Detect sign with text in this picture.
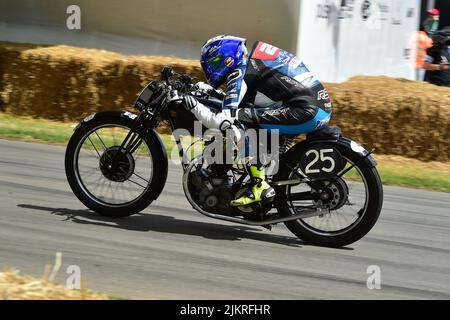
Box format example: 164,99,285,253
297,0,420,82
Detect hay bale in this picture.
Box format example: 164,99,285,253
0,41,203,121
325,76,450,161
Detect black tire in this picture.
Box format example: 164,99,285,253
65,114,167,218
277,144,383,247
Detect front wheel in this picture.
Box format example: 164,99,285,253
276,142,383,247
65,113,167,217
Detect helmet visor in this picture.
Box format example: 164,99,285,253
207,54,223,70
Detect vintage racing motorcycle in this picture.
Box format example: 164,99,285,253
65,67,383,247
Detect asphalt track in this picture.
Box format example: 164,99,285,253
0,139,449,299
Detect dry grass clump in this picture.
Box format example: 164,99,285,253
1,41,449,161
0,268,109,300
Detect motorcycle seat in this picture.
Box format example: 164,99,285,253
307,126,342,141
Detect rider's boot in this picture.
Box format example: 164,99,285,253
230,165,275,207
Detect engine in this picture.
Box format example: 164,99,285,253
187,165,237,215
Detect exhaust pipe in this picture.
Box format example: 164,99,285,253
189,207,322,226
182,157,324,227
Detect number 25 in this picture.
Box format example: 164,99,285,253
305,149,335,174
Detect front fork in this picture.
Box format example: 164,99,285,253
110,113,156,170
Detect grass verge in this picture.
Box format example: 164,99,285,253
0,112,449,192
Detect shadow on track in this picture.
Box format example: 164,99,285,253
18,204,312,248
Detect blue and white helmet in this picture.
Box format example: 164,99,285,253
200,35,247,88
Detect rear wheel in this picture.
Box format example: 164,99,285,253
277,144,383,247
65,115,167,217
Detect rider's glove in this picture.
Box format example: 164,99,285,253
166,90,198,111
195,81,214,95
195,82,225,100
183,95,198,111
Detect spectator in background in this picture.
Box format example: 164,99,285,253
422,8,440,36
413,26,433,81
424,28,450,87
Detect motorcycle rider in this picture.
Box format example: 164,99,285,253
166,35,332,207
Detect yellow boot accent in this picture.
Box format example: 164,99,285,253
230,166,275,207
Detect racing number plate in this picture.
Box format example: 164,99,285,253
298,145,344,179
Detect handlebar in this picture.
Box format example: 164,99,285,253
158,67,225,101
137,67,226,123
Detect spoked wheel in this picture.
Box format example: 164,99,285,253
277,145,383,247
65,114,167,217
